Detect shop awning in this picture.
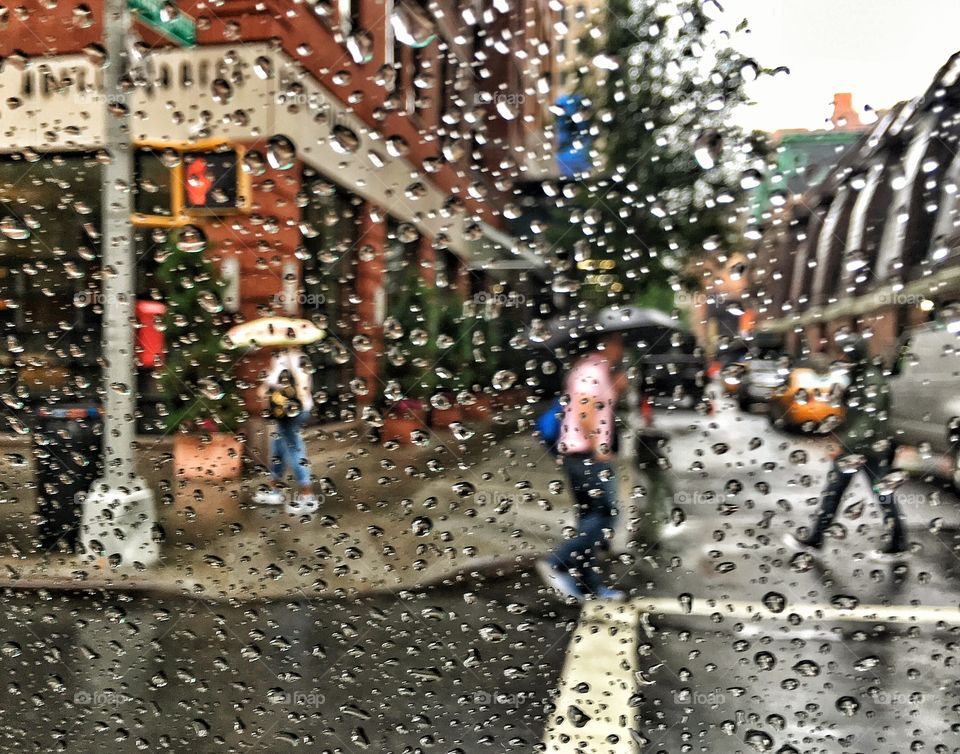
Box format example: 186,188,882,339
466,222,546,271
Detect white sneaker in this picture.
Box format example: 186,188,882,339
782,533,820,554
286,495,320,515
253,488,285,506
868,549,906,564
534,559,584,603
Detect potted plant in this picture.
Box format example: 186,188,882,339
430,287,468,428
380,268,438,443
156,232,247,480
456,298,497,422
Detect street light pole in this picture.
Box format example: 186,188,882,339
79,0,159,567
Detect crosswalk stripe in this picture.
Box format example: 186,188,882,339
543,595,960,750
633,597,960,625
542,602,643,754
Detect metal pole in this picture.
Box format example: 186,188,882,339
101,0,135,485
80,0,159,567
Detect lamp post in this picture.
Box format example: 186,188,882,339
79,0,159,567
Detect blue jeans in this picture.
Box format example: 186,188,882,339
807,453,906,552
548,455,618,592
270,414,311,487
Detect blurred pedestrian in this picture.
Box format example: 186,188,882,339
784,333,906,562
536,332,630,602
633,393,673,547
253,347,319,514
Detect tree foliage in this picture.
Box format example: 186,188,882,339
551,0,759,307
156,235,246,433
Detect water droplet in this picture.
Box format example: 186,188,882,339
266,135,296,170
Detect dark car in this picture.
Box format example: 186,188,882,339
635,334,707,407
735,351,791,411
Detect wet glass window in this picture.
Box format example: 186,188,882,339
3,2,960,753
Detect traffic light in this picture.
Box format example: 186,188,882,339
183,150,241,211
132,139,250,227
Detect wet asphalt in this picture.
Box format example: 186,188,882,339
1,399,959,753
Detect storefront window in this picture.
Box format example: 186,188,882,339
0,154,102,406
301,167,359,421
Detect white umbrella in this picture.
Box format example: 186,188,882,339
224,317,325,349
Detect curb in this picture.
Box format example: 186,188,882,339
0,552,545,603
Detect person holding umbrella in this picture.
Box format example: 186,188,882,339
536,330,630,602
226,317,323,515
532,307,684,602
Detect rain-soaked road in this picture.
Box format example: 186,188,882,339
3,399,960,753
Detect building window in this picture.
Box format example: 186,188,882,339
385,216,419,313
338,0,360,36
301,167,359,421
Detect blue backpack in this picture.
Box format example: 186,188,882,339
535,398,564,452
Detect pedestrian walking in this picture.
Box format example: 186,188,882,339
536,332,630,602
633,394,673,547
784,333,907,561
253,347,319,515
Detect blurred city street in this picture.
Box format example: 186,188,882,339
0,0,958,750
2,397,960,751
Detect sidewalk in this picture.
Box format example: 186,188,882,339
0,411,590,601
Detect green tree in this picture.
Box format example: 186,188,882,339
552,0,759,307
382,267,440,403
156,233,246,433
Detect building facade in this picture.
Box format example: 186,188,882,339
0,0,561,422
747,54,960,360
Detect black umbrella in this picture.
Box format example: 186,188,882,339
529,306,686,354
588,306,686,355
527,312,593,352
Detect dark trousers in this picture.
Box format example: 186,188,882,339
549,455,618,592
808,453,906,552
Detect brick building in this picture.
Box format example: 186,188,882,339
0,0,560,420
747,53,960,360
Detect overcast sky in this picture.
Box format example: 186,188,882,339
712,0,960,132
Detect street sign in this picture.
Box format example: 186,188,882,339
128,0,196,47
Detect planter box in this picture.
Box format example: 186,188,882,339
430,403,463,428
462,393,494,421
382,401,426,445
492,386,530,410
173,432,244,481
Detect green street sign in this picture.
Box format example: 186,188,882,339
129,0,196,47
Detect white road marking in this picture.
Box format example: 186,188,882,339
543,596,960,749
542,601,644,754
633,597,960,625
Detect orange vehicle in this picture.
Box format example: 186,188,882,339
769,358,848,432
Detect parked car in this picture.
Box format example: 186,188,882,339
636,334,707,407
888,321,960,486
736,355,791,411
717,333,787,401
769,356,848,431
